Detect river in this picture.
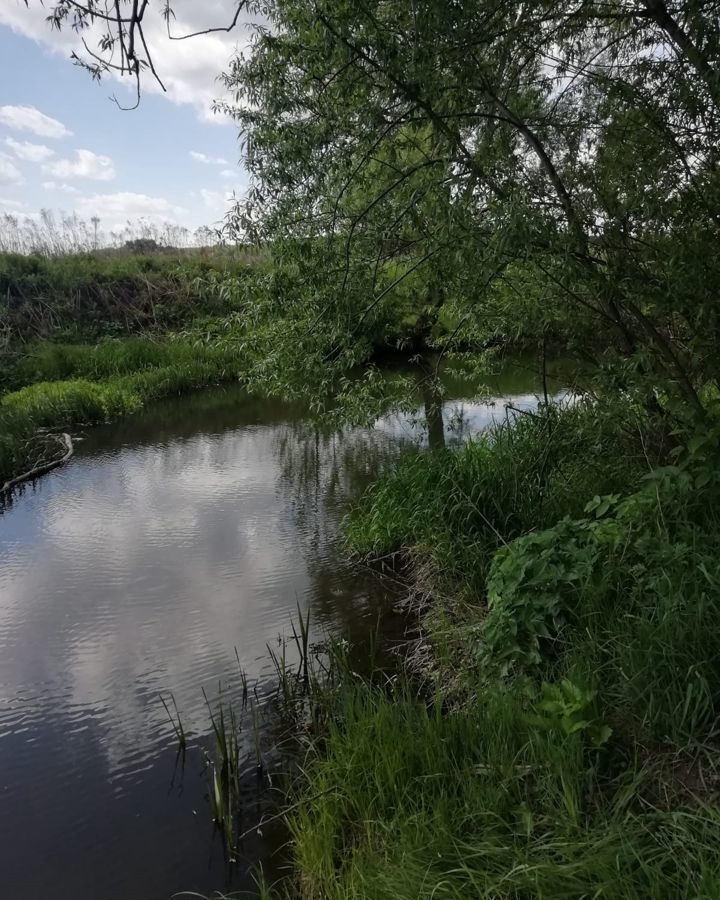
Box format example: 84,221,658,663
0,358,568,899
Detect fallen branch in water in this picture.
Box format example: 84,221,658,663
2,432,74,494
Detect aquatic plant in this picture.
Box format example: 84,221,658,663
160,692,186,750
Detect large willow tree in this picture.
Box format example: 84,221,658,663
216,0,720,415
42,1,720,415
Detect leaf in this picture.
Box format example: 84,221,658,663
588,724,613,747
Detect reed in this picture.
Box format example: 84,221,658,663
201,686,244,853
290,601,311,687
234,648,250,710
159,692,186,750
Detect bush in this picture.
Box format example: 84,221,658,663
347,401,645,594
483,438,720,743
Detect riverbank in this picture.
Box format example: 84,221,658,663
0,338,248,488
0,248,535,490
0,248,265,488
0,248,259,343
269,401,720,899
0,248,403,487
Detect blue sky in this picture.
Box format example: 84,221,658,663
0,2,252,233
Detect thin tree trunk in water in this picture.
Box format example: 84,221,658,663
418,365,445,450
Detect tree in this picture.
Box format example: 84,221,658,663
32,1,251,107
218,1,720,416
39,1,720,419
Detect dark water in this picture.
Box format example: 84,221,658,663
0,359,567,899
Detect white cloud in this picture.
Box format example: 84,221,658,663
190,151,229,165
0,104,71,138
74,191,188,225
0,3,257,122
198,187,243,225
42,181,79,194
5,137,55,162
45,149,116,181
199,188,234,219
0,154,23,185
220,168,237,179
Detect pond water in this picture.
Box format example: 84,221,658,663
0,359,568,899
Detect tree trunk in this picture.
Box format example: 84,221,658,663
417,361,446,450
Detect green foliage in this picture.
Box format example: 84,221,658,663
530,680,612,749
281,407,720,898
347,402,643,592
219,0,720,417
350,400,720,744
281,677,720,900
482,517,602,673
339,404,717,782
7,337,236,389
480,434,720,744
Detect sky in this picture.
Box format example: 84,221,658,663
0,1,255,233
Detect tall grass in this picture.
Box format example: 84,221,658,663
283,678,720,900
7,338,236,388
0,249,261,340
0,339,244,483
0,210,215,257
346,401,646,594
271,404,720,899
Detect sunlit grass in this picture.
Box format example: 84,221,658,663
0,339,244,483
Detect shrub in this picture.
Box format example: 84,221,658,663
347,401,645,594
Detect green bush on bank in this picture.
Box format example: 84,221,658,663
481,430,720,744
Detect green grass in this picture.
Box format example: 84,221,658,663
7,337,235,387
284,679,720,900
346,402,645,595
0,339,244,483
274,404,720,899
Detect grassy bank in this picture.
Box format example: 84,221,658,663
0,247,260,487
272,403,720,899
0,338,245,485
0,249,260,343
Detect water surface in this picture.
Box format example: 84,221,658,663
0,359,566,898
